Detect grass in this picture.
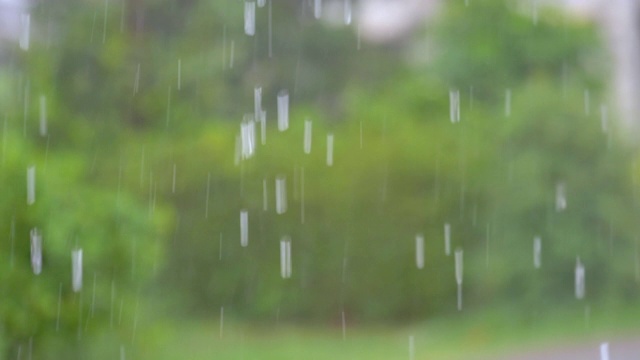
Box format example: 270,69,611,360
85,301,640,360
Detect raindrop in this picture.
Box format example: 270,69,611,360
505,89,511,117
533,236,541,269
344,0,352,25
244,1,256,36
600,104,608,133
230,40,235,68
240,210,249,247
177,59,182,90
415,233,424,269
263,178,268,211
575,257,585,300
257,0,265,7
303,119,312,154
455,247,463,311
120,345,126,360
172,163,177,193
56,283,62,331
275,175,287,214
268,0,273,57
277,90,289,131
341,310,346,340
326,133,334,166
72,249,83,292
555,182,567,211
280,236,292,279
241,115,256,159
584,89,590,115
409,335,415,360
260,110,267,145
600,342,609,360
30,228,42,275
27,165,36,205
254,87,262,121
220,306,224,338
449,89,460,123
444,223,451,256
39,96,47,136
314,0,322,19
19,14,30,51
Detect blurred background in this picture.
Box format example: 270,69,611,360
1,0,640,358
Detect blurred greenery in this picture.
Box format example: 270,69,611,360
1,0,639,357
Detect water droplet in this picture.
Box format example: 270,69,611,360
575,257,585,300
72,249,83,292
555,182,567,211
533,236,541,269
39,96,47,136
241,114,256,159
444,223,451,256
600,342,609,360
30,228,42,275
344,0,352,25
505,88,511,117
277,90,289,131
19,14,30,51
326,133,334,166
244,1,256,36
304,119,312,154
415,234,424,269
240,210,249,247
449,89,460,123
254,87,262,121
280,236,292,278
409,335,415,360
455,247,463,310
314,0,322,19
27,165,36,205
257,0,266,7
275,175,287,214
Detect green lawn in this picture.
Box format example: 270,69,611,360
87,302,640,360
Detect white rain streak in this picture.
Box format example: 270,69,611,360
575,257,585,300
505,89,511,117
600,342,609,360
275,175,287,214
555,182,567,211
600,104,608,133
455,248,464,311
220,307,224,338
72,249,83,292
277,90,289,131
240,210,249,247
344,0,352,25
584,89,590,116
314,0,322,19
300,167,305,223
268,0,273,57
263,178,268,211
444,223,451,256
257,0,266,7
20,14,30,50
172,163,177,193
30,228,42,275
230,40,235,68
234,134,241,166
254,87,262,121
39,96,47,136
177,59,182,91
415,234,424,269
533,236,541,269
102,0,109,43
304,119,312,154
449,89,460,123
241,115,256,159
133,63,140,94
280,236,292,279
244,1,256,36
260,110,267,145
326,133,334,166
409,335,415,360
27,165,36,205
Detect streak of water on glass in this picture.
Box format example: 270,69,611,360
72,249,83,292
276,175,287,214
415,234,424,269
455,248,463,310
244,1,256,36
27,165,36,205
240,210,249,247
30,228,42,275
277,90,289,131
